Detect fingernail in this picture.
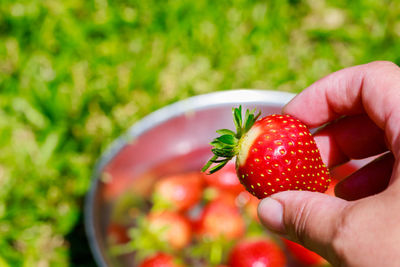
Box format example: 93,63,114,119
258,197,285,234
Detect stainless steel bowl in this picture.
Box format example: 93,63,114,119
85,89,296,266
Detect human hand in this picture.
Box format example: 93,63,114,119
257,61,400,267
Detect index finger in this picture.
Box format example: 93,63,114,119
283,61,400,157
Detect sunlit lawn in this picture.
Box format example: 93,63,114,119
1,0,400,265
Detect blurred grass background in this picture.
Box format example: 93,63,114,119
1,0,400,265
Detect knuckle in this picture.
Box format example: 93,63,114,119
331,204,353,264
288,199,314,244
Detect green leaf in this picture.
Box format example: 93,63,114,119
0,256,10,267
210,240,223,265
216,134,237,145
203,106,260,176
243,108,261,133
210,158,228,163
210,140,227,149
186,235,233,265
244,113,255,133
235,106,243,126
244,109,250,127
151,192,176,212
216,129,236,136
110,215,172,262
211,148,235,158
233,106,243,136
209,160,229,174
202,155,218,172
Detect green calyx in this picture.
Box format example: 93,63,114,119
201,106,261,174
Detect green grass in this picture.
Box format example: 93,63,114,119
1,0,400,265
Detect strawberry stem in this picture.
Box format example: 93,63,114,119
110,215,171,262
202,106,261,174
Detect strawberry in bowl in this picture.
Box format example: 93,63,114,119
138,253,184,267
193,198,245,241
202,106,331,199
152,172,204,212
282,238,328,267
202,162,243,196
146,211,192,250
228,238,286,267
88,90,301,267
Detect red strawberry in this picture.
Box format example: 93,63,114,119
138,253,185,267
194,198,245,240
202,106,331,199
325,178,339,197
330,162,358,181
282,238,327,266
202,161,243,195
204,187,238,207
236,191,260,221
228,238,286,267
325,162,359,196
102,171,134,201
153,172,204,211
106,223,130,245
147,211,192,249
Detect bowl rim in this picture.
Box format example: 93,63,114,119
84,89,296,266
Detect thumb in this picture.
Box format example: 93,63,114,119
258,191,348,261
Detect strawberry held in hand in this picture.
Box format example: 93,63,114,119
202,106,331,199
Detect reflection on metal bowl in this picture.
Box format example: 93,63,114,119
84,89,296,266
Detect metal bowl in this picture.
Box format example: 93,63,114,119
84,89,296,266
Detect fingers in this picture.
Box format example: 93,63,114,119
283,61,400,157
271,61,400,266
313,115,387,167
258,191,348,264
335,152,394,201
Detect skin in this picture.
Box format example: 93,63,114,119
257,61,400,267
